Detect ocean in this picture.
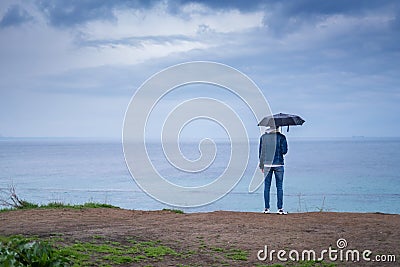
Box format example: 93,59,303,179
1,138,399,214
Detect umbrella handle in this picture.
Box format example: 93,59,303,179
287,125,289,132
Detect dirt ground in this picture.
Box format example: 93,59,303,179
0,208,399,266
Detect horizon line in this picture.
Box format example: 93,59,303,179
1,136,400,140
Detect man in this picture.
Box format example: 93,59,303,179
259,126,288,215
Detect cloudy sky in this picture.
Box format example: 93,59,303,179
0,0,399,138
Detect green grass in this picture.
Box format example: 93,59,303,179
0,201,119,212
0,235,183,266
56,237,182,266
0,234,256,266
39,201,118,209
0,200,39,212
162,208,185,214
202,244,248,262
224,248,248,261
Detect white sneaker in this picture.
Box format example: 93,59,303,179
277,209,288,215
263,208,270,214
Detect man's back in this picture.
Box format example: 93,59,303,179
259,132,288,166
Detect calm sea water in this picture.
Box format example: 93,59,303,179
1,138,399,214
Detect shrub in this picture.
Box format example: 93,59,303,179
0,236,70,266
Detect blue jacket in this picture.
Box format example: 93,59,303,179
259,132,288,166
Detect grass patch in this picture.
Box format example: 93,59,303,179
0,235,182,266
56,236,181,266
0,201,119,212
0,201,39,212
101,254,133,264
144,245,179,258
41,202,119,209
162,208,184,214
203,244,249,261
224,248,248,261
0,186,118,211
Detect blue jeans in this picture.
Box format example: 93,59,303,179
264,166,284,209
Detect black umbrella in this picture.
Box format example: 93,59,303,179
258,113,305,131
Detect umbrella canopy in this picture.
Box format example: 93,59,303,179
258,113,305,128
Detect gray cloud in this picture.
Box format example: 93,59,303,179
0,4,33,28
36,0,161,27
35,0,266,28
274,0,394,16
262,0,400,35
165,0,266,14
34,0,400,29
